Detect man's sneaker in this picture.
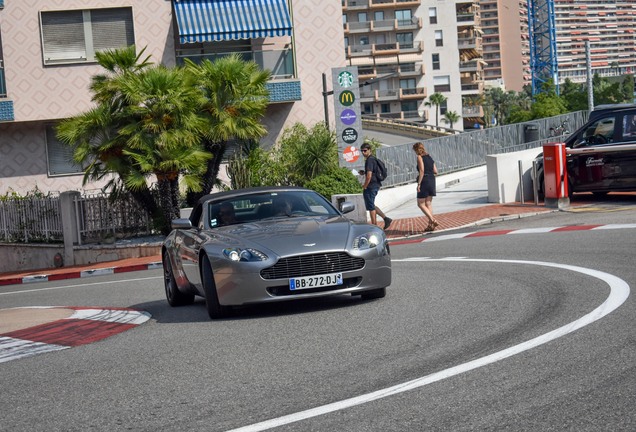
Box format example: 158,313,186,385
383,217,393,231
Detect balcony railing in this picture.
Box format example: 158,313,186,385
0,60,6,97
176,48,294,80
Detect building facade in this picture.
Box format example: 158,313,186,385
553,0,636,84
343,0,485,131
0,0,345,195
480,0,530,92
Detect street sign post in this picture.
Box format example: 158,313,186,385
332,66,364,172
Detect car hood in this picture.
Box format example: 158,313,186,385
214,216,356,255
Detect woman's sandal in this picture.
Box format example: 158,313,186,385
425,220,439,232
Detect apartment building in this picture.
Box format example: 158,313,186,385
480,0,530,92
553,0,636,84
0,0,345,195
342,0,485,130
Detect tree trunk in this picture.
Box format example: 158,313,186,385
186,140,228,206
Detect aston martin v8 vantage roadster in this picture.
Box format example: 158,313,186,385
162,187,391,319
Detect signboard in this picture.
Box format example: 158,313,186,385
332,67,363,171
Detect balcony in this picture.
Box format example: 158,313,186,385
176,48,301,103
460,81,484,95
400,87,427,100
459,60,483,72
344,21,372,33
359,87,426,102
342,0,370,10
368,0,421,8
462,105,484,118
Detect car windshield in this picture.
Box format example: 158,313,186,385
208,190,340,228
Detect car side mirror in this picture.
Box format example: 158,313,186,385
340,201,355,214
171,218,193,229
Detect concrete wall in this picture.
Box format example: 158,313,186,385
0,242,161,274
486,148,541,203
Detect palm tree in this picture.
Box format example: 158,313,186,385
57,46,212,232
184,54,271,206
425,92,448,127
442,110,461,130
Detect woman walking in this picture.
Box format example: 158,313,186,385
412,142,439,231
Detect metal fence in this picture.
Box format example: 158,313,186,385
0,192,153,244
375,111,588,188
0,196,63,242
73,192,154,245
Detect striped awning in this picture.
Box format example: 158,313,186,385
173,0,292,43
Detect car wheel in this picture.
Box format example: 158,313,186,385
360,287,386,300
163,251,194,306
201,257,231,319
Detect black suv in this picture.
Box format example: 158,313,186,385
534,104,636,198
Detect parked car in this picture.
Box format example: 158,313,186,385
162,187,391,319
534,104,636,198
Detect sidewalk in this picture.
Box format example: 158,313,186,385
0,201,553,286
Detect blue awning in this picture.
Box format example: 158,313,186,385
173,0,293,43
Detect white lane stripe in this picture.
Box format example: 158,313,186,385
0,337,69,363
0,276,163,296
423,233,470,242
508,227,560,234
69,308,151,325
591,223,636,230
226,258,630,432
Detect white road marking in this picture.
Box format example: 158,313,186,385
226,258,630,432
0,276,162,296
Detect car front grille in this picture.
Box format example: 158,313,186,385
260,252,365,280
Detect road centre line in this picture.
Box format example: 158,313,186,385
226,258,630,432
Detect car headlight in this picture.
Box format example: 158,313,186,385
223,248,268,262
353,232,382,250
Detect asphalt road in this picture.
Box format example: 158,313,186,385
1,206,635,431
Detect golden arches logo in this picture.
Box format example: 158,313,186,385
339,91,355,106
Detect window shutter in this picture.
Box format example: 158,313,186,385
41,11,86,63
90,8,135,53
46,126,83,175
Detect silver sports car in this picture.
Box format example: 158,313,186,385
162,186,391,319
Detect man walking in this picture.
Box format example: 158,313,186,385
360,143,393,230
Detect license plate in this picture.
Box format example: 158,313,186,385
289,273,343,290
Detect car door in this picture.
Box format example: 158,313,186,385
178,207,204,291
612,112,636,191
567,114,618,192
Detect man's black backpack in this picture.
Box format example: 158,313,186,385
374,156,387,182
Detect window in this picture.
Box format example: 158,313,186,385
358,12,367,22
440,100,448,115
395,10,412,26
374,11,384,21
46,125,83,175
401,101,418,112
359,36,369,45
381,103,390,113
399,78,416,89
429,7,438,24
342,14,347,24
40,7,134,65
396,32,413,49
362,103,373,115
432,53,440,70
433,75,451,93
435,30,444,47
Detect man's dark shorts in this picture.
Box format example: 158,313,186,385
363,187,379,211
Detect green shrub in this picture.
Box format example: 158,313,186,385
304,167,362,201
